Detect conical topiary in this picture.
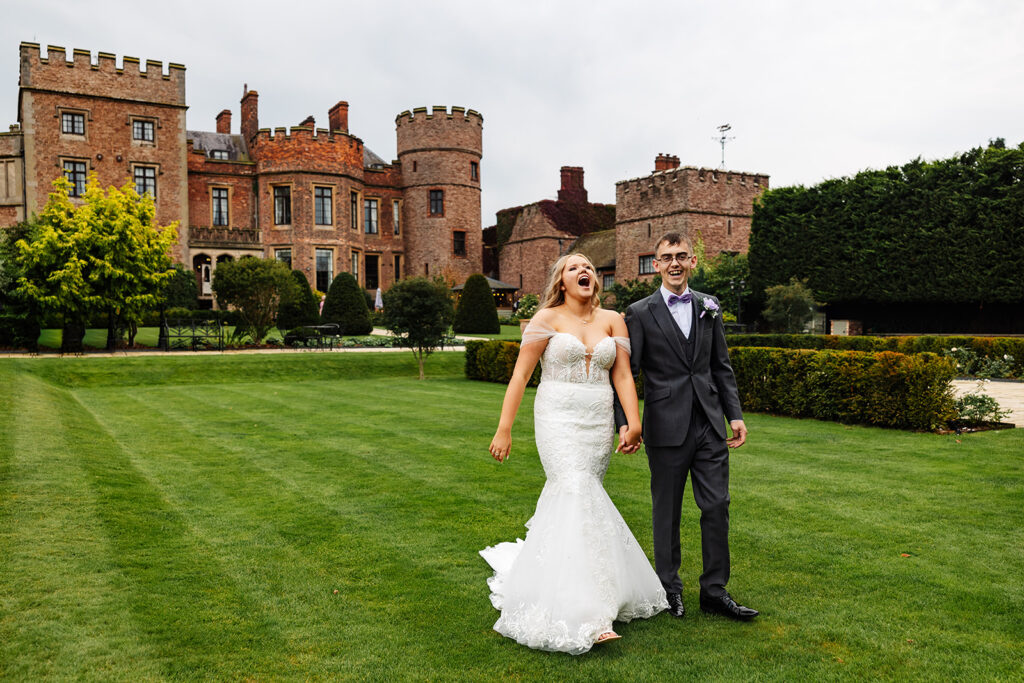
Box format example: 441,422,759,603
321,272,373,335
277,269,321,331
453,273,500,334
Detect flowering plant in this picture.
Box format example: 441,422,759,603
700,297,720,319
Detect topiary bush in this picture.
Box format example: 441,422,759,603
277,270,321,331
453,274,500,334
321,272,373,335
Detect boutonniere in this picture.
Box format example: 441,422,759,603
699,297,720,319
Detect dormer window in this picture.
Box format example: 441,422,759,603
209,150,229,160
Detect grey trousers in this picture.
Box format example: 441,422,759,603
645,406,731,597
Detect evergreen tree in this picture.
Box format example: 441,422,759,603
321,272,373,335
383,278,455,379
277,269,320,331
453,273,499,334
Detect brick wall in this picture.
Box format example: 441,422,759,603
615,165,768,281
498,204,571,295
0,130,24,224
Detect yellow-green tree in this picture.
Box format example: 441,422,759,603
15,175,178,352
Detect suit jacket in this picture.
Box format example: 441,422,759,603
614,289,743,446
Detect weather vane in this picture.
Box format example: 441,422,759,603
714,124,734,170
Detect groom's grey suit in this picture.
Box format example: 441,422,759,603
614,288,743,597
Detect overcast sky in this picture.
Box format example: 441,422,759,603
4,0,1023,224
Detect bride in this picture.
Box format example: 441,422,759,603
481,253,668,654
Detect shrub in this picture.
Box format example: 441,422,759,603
954,380,1012,425
725,334,1024,378
321,272,373,335
463,339,541,387
729,347,956,430
277,270,320,331
0,312,40,351
513,294,540,321
453,274,500,334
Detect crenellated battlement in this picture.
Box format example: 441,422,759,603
395,105,483,125
252,125,363,147
616,165,769,192
395,105,483,157
19,42,185,105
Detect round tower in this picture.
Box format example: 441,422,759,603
395,106,483,282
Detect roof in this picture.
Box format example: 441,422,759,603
452,275,518,291
187,131,249,161
571,229,616,270
363,146,387,168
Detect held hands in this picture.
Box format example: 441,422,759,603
489,429,511,462
727,419,748,448
616,424,643,454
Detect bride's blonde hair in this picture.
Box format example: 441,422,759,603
538,253,602,311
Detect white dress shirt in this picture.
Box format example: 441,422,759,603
660,285,692,339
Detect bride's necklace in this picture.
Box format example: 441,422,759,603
566,306,594,326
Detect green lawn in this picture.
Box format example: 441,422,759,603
1,353,1022,680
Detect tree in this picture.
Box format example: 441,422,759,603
762,278,817,333
163,264,198,310
13,176,178,351
382,278,455,379
212,256,296,343
0,220,40,350
603,276,661,313
276,269,321,331
321,272,372,335
702,252,752,321
453,273,499,333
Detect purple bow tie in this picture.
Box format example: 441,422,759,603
667,292,692,306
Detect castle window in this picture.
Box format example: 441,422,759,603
350,250,360,283
452,230,466,257
470,162,479,181
603,274,614,289
365,254,379,290
727,219,732,235
0,159,18,201
132,120,155,142
211,187,229,226
209,150,229,160
639,254,655,275
315,186,333,226
429,189,444,216
134,165,157,199
274,186,291,225
364,198,379,234
350,191,359,230
393,254,402,281
275,248,292,269
62,160,87,197
315,248,333,292
393,200,401,235
61,112,85,136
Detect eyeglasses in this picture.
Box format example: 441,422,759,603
655,252,691,264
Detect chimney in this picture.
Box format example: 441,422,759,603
298,115,315,128
215,109,232,134
240,89,259,143
557,166,588,204
328,101,349,132
655,153,681,172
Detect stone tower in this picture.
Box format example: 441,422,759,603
395,106,483,282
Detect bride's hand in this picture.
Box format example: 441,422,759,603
490,430,511,462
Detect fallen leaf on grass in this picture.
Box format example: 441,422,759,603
900,553,911,557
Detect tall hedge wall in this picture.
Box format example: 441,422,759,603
465,340,957,431
749,141,1024,312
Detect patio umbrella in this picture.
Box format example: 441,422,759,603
375,287,383,311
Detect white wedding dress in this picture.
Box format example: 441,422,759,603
480,323,668,655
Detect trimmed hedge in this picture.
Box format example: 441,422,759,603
465,340,957,431
730,347,956,431
454,274,500,334
726,334,1024,377
321,272,373,335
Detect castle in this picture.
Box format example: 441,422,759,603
0,43,483,305
486,157,769,296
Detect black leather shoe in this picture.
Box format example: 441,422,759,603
665,592,685,618
699,592,759,621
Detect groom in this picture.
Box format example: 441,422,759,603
614,232,758,621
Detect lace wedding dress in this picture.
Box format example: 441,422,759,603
480,323,668,655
